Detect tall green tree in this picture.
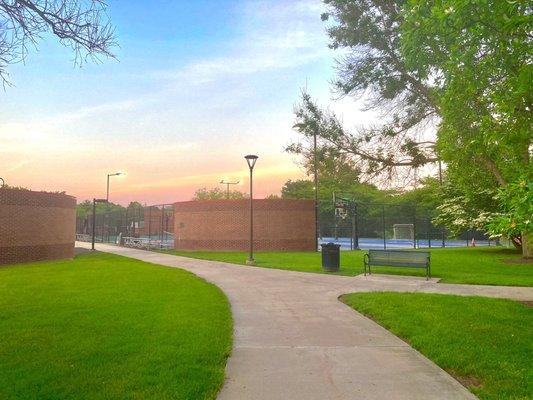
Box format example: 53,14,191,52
76,200,125,218
292,0,531,256
281,180,314,200
401,0,532,256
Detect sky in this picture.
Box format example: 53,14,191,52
0,0,370,205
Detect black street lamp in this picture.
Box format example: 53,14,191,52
220,179,240,199
313,129,319,251
0,177,4,188
92,198,108,250
106,172,123,201
244,154,258,265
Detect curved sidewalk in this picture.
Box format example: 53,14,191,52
77,242,532,400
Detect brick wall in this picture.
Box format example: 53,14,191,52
0,188,76,265
173,199,315,251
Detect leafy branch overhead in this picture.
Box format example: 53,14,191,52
289,0,443,188
0,0,117,87
290,91,437,188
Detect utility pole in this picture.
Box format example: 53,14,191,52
220,179,239,199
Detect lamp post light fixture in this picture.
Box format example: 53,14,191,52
106,172,123,201
220,179,240,199
91,198,108,250
244,154,258,265
0,177,4,188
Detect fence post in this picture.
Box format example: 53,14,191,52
148,206,152,244
350,204,355,250
160,206,164,249
91,199,96,250
133,208,136,236
382,205,386,250
124,207,128,238
427,215,431,248
139,206,142,237
412,205,417,249
101,213,105,244
354,203,360,250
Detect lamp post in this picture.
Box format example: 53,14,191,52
106,172,123,202
244,154,258,265
0,177,4,187
92,198,108,250
313,129,319,251
220,179,240,199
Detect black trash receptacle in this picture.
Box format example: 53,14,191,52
321,243,341,272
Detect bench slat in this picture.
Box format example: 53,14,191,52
364,249,431,279
367,261,427,268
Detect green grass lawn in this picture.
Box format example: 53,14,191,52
0,252,232,400
165,247,532,286
341,292,533,400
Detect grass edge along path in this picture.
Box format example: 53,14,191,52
0,252,232,400
164,247,532,287
341,292,533,400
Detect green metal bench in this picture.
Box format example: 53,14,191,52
363,249,431,280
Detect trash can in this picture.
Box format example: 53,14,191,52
321,243,341,272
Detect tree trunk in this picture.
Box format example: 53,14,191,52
522,231,533,259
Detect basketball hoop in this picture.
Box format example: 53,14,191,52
335,207,348,219
335,203,348,220
334,196,351,220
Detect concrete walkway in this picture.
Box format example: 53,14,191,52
77,242,533,400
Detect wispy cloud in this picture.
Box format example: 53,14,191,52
152,51,324,84
54,99,143,124
0,98,146,153
151,0,328,85
5,159,32,172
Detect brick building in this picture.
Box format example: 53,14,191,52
0,188,76,265
173,199,315,251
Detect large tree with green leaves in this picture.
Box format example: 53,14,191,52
401,0,532,256
402,0,531,186
292,0,531,256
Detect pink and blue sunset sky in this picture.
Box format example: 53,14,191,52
0,0,371,205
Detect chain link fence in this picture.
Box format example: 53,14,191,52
318,199,494,250
76,204,174,249
77,199,495,252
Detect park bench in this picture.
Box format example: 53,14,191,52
363,249,431,280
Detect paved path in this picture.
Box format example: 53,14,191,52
77,242,533,400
